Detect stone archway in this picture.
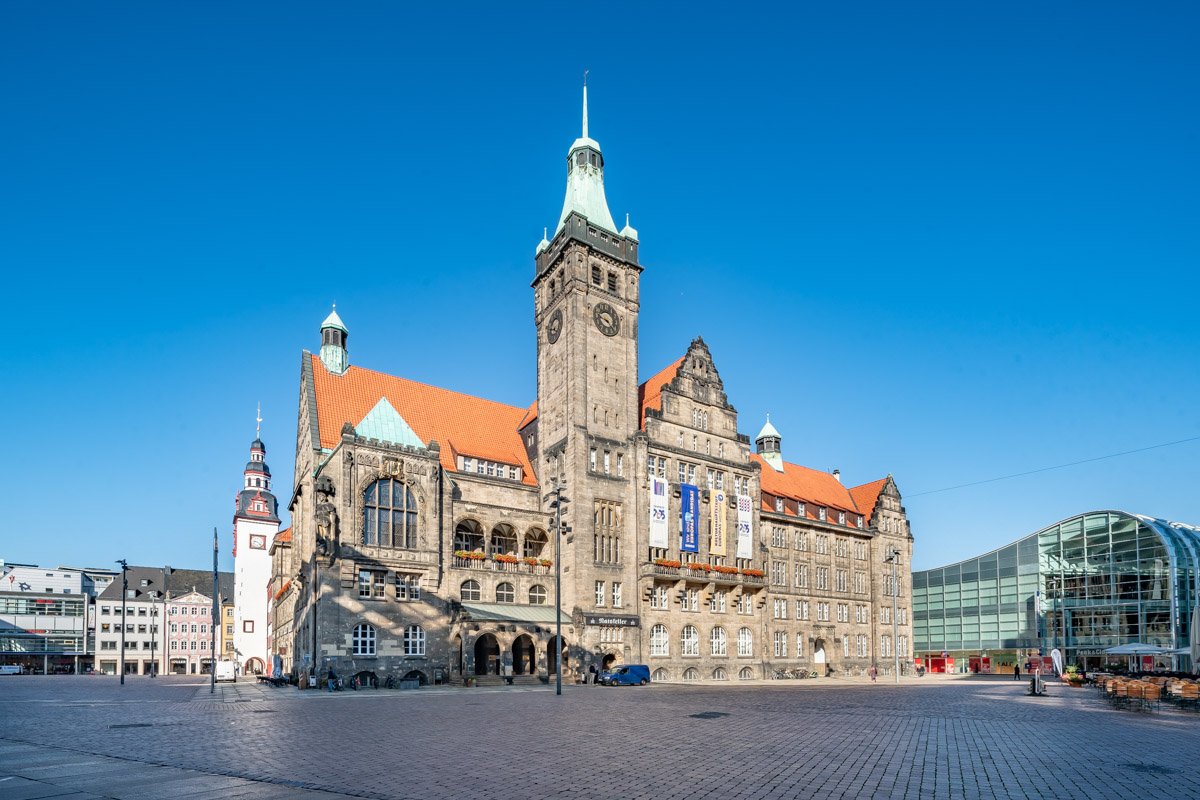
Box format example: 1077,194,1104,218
475,633,501,676
453,634,463,675
546,635,568,675
244,657,265,675
813,639,827,667
512,634,536,675
602,652,619,670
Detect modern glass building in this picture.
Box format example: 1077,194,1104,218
913,511,1199,673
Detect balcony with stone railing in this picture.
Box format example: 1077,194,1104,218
452,553,551,575
645,560,766,586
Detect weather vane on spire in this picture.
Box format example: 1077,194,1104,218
582,70,590,139
256,402,262,439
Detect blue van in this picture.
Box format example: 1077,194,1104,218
599,664,650,686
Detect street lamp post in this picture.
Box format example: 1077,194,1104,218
116,559,128,685
547,481,570,696
885,548,900,683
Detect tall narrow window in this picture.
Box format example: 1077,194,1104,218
363,478,418,549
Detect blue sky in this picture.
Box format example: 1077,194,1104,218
2,1,1197,573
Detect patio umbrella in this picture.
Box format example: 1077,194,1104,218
1102,643,1170,655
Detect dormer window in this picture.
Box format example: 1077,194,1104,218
775,497,783,513
818,507,827,522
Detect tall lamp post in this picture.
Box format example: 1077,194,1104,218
547,481,570,696
116,559,128,685
885,547,900,683
211,527,218,694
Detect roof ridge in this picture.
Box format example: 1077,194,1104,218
314,355,531,415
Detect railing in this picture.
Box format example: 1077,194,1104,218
452,557,551,575
648,562,766,586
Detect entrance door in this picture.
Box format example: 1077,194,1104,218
474,634,500,676
512,635,535,675
602,653,618,670
546,635,567,675
813,639,827,665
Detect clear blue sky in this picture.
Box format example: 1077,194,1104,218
3,2,1197,573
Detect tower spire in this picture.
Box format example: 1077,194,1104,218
582,70,589,139
256,402,262,439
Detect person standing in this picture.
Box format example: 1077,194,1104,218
869,665,877,683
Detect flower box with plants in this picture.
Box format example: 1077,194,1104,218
686,563,713,572
493,554,520,564
538,558,552,567
653,559,682,569
454,550,487,560
740,568,765,577
713,565,740,575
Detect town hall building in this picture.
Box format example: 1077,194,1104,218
269,86,915,686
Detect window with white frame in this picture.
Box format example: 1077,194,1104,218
650,584,669,609
771,561,786,585
404,625,425,656
771,527,786,548
595,581,605,606
460,580,480,601
612,582,622,607
590,449,597,471
650,624,669,656
529,585,548,605
796,564,809,588
396,573,421,601
737,594,753,615
816,567,829,590
837,603,849,622
818,507,827,522
855,572,867,594
709,590,726,613
707,469,715,489
816,535,828,554
617,454,623,476
737,627,753,656
773,630,787,657
775,496,784,513
358,569,384,599
899,635,909,657
681,625,700,656
798,599,809,620
836,569,848,592
687,464,696,484
683,588,699,611
352,623,376,656
843,637,850,657
710,626,727,655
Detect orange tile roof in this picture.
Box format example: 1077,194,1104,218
518,401,537,431
753,453,867,527
273,526,292,544
638,358,685,429
309,354,537,486
848,478,887,524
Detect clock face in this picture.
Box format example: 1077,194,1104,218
249,535,266,550
593,302,619,337
546,309,563,344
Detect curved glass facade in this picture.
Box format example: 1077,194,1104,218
913,511,1199,672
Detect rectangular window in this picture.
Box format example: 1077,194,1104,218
226,624,233,635
678,462,687,483
838,511,846,525
706,469,715,489
607,272,617,291
797,636,805,658
243,620,254,633
612,582,622,608
396,573,421,601
818,507,827,521
687,464,696,484
595,581,605,607
709,590,726,613
616,454,623,477
358,569,384,599
656,457,666,478
737,594,753,615
771,561,786,586
775,497,783,512
590,449,597,471
715,472,724,490
603,451,610,474
684,588,698,611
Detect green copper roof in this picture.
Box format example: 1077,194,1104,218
756,415,781,441
555,84,617,236
321,307,348,333
460,602,572,625
355,397,424,449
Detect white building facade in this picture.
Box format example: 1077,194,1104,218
232,435,279,674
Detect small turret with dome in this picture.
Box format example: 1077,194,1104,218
755,414,784,472
319,304,349,375
235,406,280,523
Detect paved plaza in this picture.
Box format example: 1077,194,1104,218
1,674,1197,800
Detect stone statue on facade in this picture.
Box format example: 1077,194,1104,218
314,475,339,561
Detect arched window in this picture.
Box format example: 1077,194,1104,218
681,625,699,656
712,667,727,680
404,625,425,656
652,668,669,682
454,520,484,553
710,627,727,656
650,624,669,656
363,478,417,549
352,623,376,656
739,666,754,680
524,528,548,558
529,585,547,605
490,524,517,556
738,627,753,657
683,667,699,681
460,580,480,602
496,583,515,603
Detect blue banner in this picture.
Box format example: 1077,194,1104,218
680,484,699,552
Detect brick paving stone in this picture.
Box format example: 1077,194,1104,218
3,675,1200,799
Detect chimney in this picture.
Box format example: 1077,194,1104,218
832,469,840,483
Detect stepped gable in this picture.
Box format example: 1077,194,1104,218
849,478,888,525
309,354,537,486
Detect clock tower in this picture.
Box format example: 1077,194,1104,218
532,81,643,652
232,415,280,675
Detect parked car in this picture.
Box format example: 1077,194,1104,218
215,661,237,683
599,664,650,686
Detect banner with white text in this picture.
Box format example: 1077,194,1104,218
649,477,669,549
711,490,727,556
736,494,753,559
680,484,699,553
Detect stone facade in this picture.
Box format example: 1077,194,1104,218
271,93,914,686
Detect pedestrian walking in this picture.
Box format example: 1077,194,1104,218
589,663,599,685
869,666,877,683
1013,664,1020,681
